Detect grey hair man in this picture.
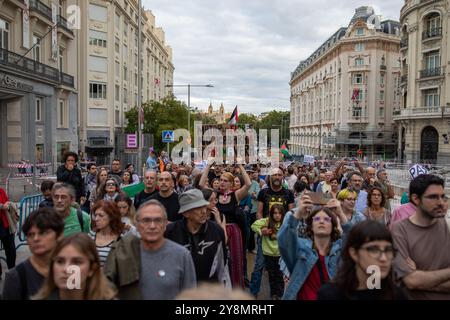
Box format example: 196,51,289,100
52,182,90,237
347,171,368,216
104,200,196,300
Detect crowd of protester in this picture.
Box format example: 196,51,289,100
0,149,449,300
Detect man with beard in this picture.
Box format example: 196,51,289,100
208,165,222,186
348,171,368,216
256,168,295,220
249,167,295,298
392,174,450,300
148,171,181,222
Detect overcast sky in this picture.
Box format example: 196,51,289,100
142,0,403,115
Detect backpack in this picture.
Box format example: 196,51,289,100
76,207,84,231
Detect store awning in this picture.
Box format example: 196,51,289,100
85,146,114,153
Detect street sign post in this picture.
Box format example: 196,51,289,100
162,130,174,143
126,134,138,148
162,130,174,157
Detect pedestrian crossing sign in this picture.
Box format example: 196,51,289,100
162,130,174,143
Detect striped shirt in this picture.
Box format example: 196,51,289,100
88,231,120,267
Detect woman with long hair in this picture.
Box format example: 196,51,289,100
89,201,124,267
124,163,139,184
201,188,227,243
89,168,108,210
251,204,286,300
120,171,134,188
177,175,190,194
114,194,138,235
318,220,406,300
278,194,350,300
298,174,313,191
363,187,391,227
33,233,116,300
96,177,124,202
199,163,251,289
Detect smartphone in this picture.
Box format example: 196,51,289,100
305,191,332,205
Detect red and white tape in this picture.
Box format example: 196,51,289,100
12,173,49,178
8,162,52,168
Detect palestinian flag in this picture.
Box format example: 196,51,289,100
121,182,145,198
228,106,238,125
281,143,290,158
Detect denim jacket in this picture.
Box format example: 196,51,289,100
278,212,351,300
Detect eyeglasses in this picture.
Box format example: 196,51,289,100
137,217,165,226
312,216,332,223
423,194,449,202
359,245,396,259
106,182,117,187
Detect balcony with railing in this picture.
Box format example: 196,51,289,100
400,74,408,84
400,38,408,49
323,130,396,145
57,15,75,37
422,27,442,40
393,106,450,120
420,67,443,79
0,48,74,88
30,0,52,22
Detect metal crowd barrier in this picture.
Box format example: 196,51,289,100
16,194,44,249
1,195,43,262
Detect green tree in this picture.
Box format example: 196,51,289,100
258,110,290,144
193,110,217,126
238,113,258,129
124,96,191,151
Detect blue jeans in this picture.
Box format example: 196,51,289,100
249,236,264,296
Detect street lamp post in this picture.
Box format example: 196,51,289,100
319,116,322,159
137,0,143,177
165,84,214,130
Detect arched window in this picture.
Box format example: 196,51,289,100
423,12,441,38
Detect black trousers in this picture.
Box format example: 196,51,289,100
264,255,284,298
247,212,256,251
0,232,16,276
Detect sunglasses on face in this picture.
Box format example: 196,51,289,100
312,216,332,223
